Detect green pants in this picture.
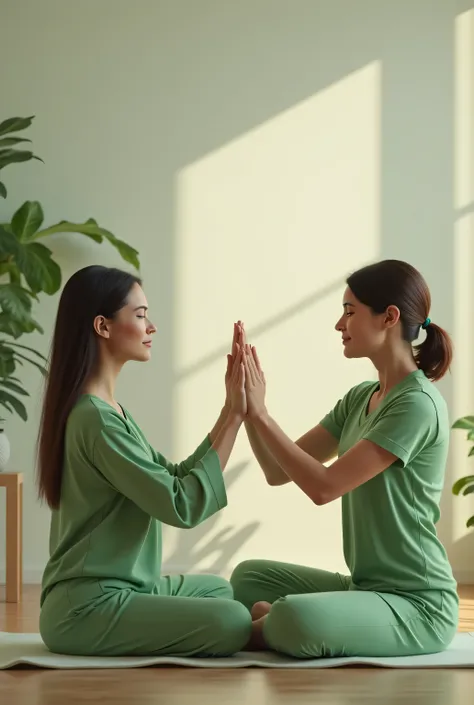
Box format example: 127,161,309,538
40,574,252,657
230,559,458,659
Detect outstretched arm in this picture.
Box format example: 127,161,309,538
244,419,290,485
243,345,397,504
236,322,338,485
245,419,338,486
234,322,289,485
93,349,247,528
148,324,243,478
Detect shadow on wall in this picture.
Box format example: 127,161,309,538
2,0,471,576
164,461,260,576
176,275,349,382
457,202,474,218
164,275,351,576
164,0,462,568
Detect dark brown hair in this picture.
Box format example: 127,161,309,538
36,265,142,509
347,259,453,382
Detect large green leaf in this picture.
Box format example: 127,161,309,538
452,475,474,495
0,400,12,416
0,342,47,377
0,223,61,294
0,312,43,338
0,282,33,318
452,416,474,430
467,515,474,529
11,201,44,241
0,149,43,170
0,346,15,377
0,116,34,137
7,341,48,362
0,284,31,320
0,181,6,198
0,284,41,336
11,349,47,376
0,225,22,259
14,241,62,294
37,218,102,242
104,233,140,270
0,137,31,148
0,378,29,396
0,390,27,421
36,218,140,269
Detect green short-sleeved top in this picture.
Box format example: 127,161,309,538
40,395,226,605
320,369,456,595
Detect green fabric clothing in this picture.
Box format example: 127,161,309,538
230,560,458,658
319,369,457,596
40,574,252,657
231,370,458,659
40,394,227,605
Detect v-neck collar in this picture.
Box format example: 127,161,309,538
362,369,425,421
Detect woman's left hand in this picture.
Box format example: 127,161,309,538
243,344,267,420
225,322,244,409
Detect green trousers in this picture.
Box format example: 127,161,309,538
230,559,459,659
40,574,252,657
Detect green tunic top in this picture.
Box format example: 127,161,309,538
40,394,226,605
320,370,457,596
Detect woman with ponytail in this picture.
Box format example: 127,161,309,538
230,260,458,660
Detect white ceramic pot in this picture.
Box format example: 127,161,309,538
0,428,11,472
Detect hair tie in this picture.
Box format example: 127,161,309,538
422,317,431,329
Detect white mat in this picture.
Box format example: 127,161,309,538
1,632,474,669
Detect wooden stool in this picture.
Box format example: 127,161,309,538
0,473,23,603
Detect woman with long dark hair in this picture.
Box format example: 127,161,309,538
231,259,458,659
37,265,251,657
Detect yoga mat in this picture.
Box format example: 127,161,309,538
1,632,474,669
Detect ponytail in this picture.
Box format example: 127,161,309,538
414,322,453,382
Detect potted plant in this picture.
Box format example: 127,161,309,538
452,415,474,528
0,115,140,453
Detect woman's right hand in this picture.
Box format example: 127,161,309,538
228,345,247,420
225,322,246,407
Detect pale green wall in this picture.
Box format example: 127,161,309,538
1,0,473,584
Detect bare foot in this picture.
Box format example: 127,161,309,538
245,615,268,651
251,601,272,621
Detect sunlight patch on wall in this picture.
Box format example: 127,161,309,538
452,9,474,542
175,60,381,372
455,10,474,212
167,61,382,572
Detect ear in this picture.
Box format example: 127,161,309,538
93,315,111,339
384,305,401,329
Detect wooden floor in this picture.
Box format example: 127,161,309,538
0,585,473,704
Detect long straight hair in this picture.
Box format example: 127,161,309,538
36,265,141,509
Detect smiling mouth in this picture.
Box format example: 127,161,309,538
342,338,351,344
143,341,152,347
